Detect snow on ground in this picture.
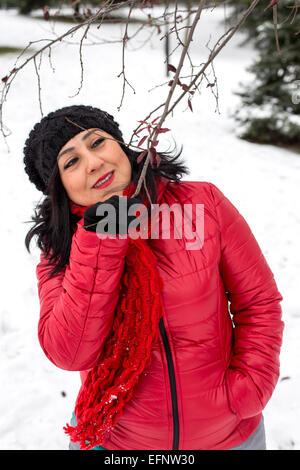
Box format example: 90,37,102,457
0,5,299,450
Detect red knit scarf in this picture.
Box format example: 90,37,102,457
63,182,164,450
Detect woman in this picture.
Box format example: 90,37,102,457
23,104,283,450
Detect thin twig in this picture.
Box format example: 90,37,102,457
117,0,137,111
68,21,92,98
33,56,43,117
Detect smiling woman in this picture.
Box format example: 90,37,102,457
22,104,283,451
57,128,132,207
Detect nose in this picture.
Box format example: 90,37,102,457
85,151,104,174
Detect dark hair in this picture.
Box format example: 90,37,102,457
24,143,190,279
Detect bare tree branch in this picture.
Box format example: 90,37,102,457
131,0,207,200
0,0,135,137
130,0,265,202
0,0,290,203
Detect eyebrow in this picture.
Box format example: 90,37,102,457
57,129,102,161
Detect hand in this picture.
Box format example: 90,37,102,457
83,195,145,235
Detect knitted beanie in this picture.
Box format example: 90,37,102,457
23,105,125,194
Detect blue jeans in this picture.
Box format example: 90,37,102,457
68,416,266,450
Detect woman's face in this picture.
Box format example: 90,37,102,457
57,128,132,206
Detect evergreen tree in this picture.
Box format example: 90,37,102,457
227,1,300,147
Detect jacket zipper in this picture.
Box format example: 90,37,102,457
159,317,179,450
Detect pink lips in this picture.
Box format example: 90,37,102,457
92,171,115,190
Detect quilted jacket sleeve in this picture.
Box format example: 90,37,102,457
209,183,284,420
36,218,129,371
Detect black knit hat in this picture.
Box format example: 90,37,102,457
23,105,125,194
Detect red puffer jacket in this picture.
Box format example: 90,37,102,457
36,177,284,450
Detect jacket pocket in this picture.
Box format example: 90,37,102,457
224,374,237,417
225,368,263,420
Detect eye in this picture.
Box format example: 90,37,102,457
91,137,105,148
64,157,78,170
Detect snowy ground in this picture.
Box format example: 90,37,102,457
0,5,299,450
